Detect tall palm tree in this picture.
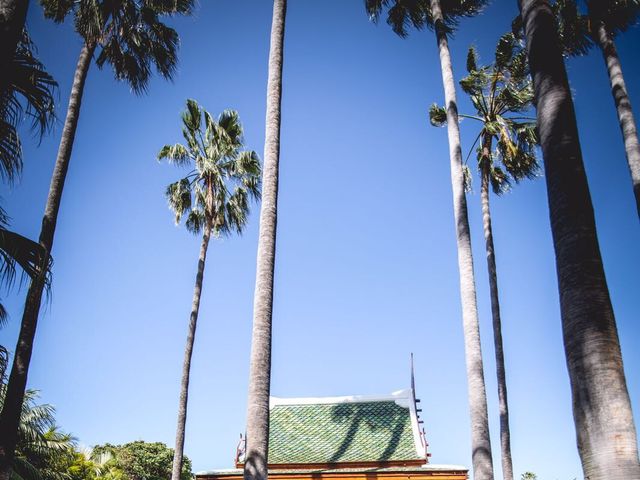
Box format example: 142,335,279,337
365,2,493,478
244,2,286,480
552,0,640,218
0,1,193,477
430,33,539,480
159,100,261,480
517,0,640,478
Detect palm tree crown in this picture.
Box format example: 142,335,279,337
430,33,539,191
365,0,488,37
40,0,194,93
552,0,640,56
159,99,261,236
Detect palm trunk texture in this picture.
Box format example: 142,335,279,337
244,2,286,480
171,223,212,480
429,1,494,478
595,22,640,219
479,137,513,480
0,0,28,94
0,42,95,480
518,1,640,478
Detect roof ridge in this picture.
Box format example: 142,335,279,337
269,389,412,408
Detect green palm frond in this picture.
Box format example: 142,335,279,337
494,32,516,69
429,103,447,127
364,0,488,37
490,165,511,195
41,0,193,95
159,100,261,239
553,0,593,56
0,30,57,184
587,0,640,35
1,387,75,480
466,45,479,73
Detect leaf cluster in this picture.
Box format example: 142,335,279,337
429,33,539,195
0,387,76,480
40,0,194,94
0,29,57,184
365,0,488,37
159,99,261,238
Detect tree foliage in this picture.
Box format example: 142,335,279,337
365,0,489,36
0,29,57,184
429,33,539,193
159,99,261,237
39,0,194,94
91,442,192,480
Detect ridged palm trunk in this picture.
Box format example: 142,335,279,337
518,1,640,478
243,2,286,480
171,221,212,480
0,41,95,480
0,0,28,91
479,136,513,480
428,1,494,478
595,21,640,219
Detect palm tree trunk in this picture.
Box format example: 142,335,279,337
428,1,494,479
0,41,95,480
244,2,286,480
518,1,640,478
479,136,513,480
171,222,212,480
595,21,640,219
0,0,28,94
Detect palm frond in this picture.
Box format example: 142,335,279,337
364,0,487,37
553,0,593,56
428,103,447,127
466,45,478,73
0,227,51,291
0,30,57,184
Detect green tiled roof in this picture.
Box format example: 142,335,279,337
267,400,421,464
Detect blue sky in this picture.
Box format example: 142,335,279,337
1,1,639,479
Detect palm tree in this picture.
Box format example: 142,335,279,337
552,0,640,218
517,0,640,478
365,2,493,478
430,34,538,480
244,2,286,480
0,386,75,480
159,100,261,480
0,1,193,477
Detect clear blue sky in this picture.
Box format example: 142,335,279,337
1,1,639,479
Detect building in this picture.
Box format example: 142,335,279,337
197,388,468,480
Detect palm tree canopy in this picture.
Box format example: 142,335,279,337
39,0,194,94
0,29,57,184
0,387,75,480
429,33,539,193
551,0,640,56
159,99,261,237
365,0,488,36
